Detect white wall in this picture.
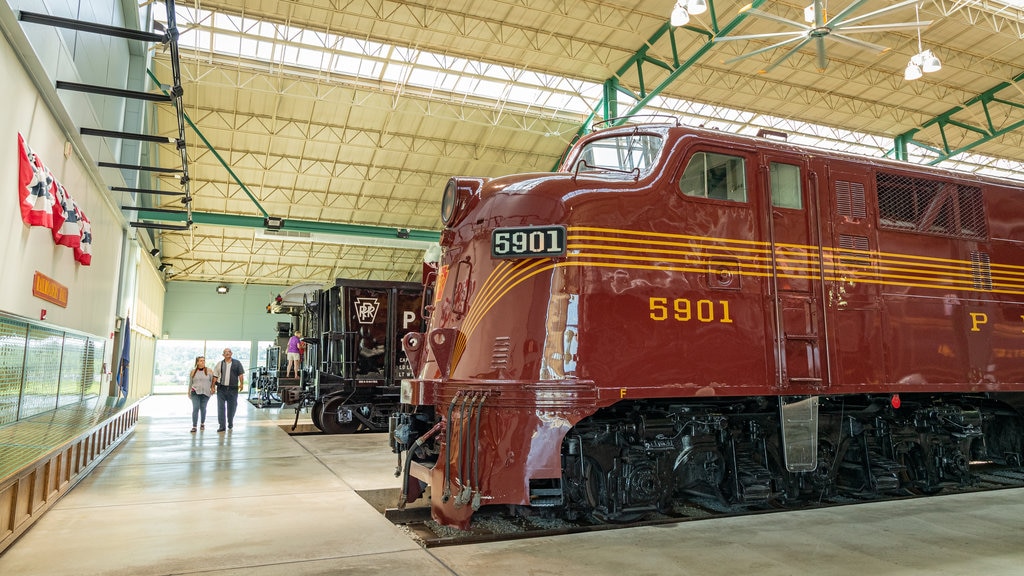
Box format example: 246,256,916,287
0,6,124,339
0,0,168,405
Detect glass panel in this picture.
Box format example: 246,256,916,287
575,133,665,175
0,319,28,426
57,335,86,407
84,339,104,398
770,162,802,209
679,152,747,202
21,326,63,418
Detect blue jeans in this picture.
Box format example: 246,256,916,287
215,386,239,429
190,393,210,427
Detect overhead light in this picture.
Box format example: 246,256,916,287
670,0,706,26
158,263,169,272
216,285,229,294
905,5,940,81
150,248,160,256
905,50,940,81
670,1,690,26
264,216,284,230
920,50,942,73
904,61,923,81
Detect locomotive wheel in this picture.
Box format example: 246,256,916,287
900,446,942,495
310,398,324,431
576,457,646,524
320,396,360,434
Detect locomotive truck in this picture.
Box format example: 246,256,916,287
390,119,1024,529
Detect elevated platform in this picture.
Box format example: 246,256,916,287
0,397,139,553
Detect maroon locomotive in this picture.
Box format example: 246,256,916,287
391,120,1024,529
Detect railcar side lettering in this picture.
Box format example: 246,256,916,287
970,312,988,332
650,297,733,323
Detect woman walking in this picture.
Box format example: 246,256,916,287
188,356,215,432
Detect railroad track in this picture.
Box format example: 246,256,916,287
385,465,1024,547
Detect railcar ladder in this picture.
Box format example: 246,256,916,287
785,330,822,386
778,298,824,389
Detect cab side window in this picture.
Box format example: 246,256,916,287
679,152,747,202
770,162,802,209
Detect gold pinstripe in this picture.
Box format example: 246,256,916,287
446,226,1024,371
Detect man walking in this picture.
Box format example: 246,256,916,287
212,348,245,432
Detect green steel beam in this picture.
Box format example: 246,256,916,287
132,210,440,244
147,69,269,217
893,71,1024,164
553,0,767,170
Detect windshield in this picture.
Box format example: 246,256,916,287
573,133,665,175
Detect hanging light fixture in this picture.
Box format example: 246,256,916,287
670,0,707,27
904,59,923,81
921,49,942,73
671,1,690,26
905,4,941,81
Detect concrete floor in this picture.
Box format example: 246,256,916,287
1,395,1023,575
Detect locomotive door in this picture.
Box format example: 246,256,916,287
760,153,827,391
821,166,885,388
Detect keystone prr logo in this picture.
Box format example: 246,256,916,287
355,297,380,324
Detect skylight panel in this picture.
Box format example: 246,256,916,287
178,26,210,51
382,62,412,84
333,54,383,79
340,37,388,58
455,77,505,99
407,67,442,89
506,85,545,106
213,32,241,55
214,12,242,33
293,47,327,69
239,37,273,60
253,20,278,39
392,46,419,63
156,4,1022,180
431,73,460,92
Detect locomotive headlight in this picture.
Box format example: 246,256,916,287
440,177,485,228
441,179,458,226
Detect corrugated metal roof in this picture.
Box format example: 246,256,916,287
146,0,1024,285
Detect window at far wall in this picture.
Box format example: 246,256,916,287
256,341,277,372
153,340,205,394
153,340,253,394
770,162,803,209
205,341,252,378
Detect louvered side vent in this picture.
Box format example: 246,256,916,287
838,234,869,251
835,181,867,219
838,235,870,267
490,336,512,370
971,251,993,291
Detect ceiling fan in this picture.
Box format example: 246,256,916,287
718,0,932,73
